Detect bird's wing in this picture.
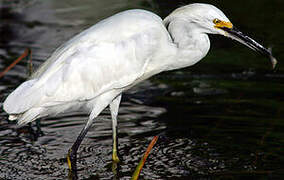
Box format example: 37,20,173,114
4,10,169,114
45,32,159,103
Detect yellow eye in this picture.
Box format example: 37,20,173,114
213,18,221,24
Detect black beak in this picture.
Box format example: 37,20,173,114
221,26,277,69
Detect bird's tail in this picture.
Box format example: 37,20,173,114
8,107,45,126
3,79,45,115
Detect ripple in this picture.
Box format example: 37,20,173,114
0,0,283,179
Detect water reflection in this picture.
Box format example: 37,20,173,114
0,0,283,179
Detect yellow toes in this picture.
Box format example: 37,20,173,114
67,149,72,171
112,151,120,163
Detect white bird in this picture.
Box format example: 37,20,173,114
3,3,276,173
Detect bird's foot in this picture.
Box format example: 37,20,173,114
112,150,120,163
67,149,78,180
112,150,120,174
35,128,45,137
35,119,45,137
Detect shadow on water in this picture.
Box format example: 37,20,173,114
0,0,284,179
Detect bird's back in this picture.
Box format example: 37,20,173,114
32,9,165,78
3,9,171,123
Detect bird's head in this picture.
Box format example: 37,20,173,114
164,3,277,69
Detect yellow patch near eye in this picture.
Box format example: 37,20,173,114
213,19,233,29
213,18,221,24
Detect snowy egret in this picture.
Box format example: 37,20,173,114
3,3,276,173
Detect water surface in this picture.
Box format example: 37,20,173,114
0,0,283,179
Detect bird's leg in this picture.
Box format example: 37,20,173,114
35,119,44,136
67,93,116,178
109,94,122,163
67,118,93,178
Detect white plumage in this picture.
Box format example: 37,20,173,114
3,3,276,171
4,9,171,125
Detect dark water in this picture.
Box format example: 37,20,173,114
0,0,283,179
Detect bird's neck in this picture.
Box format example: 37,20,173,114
164,19,210,71
142,19,211,81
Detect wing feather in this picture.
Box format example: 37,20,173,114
3,9,167,115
